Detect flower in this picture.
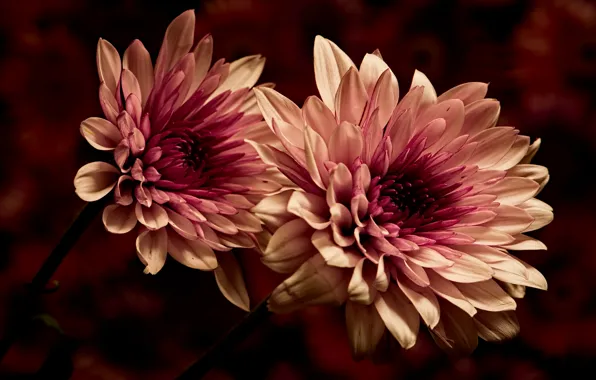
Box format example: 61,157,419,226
250,36,553,356
74,10,280,311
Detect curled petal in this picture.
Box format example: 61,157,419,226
374,284,420,349
136,228,168,274
74,162,119,202
103,204,137,234
135,202,168,230
264,218,315,273
214,252,250,311
347,258,377,304
80,117,121,151
251,190,295,231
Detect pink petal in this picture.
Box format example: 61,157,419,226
188,34,213,98
359,53,393,95
96,38,121,95
467,127,518,168
314,36,356,113
304,127,330,189
334,67,368,125
374,284,420,349
99,83,119,124
154,10,195,81
460,99,500,136
437,82,488,105
253,87,304,133
410,70,437,111
74,162,120,202
136,228,168,274
214,252,250,311
219,232,256,249
327,163,353,206
123,39,154,106
367,69,399,128
167,229,217,270
328,121,363,166
80,117,121,151
102,204,137,234
268,253,349,313
456,280,517,312
345,301,385,359
302,96,337,143
121,69,143,110
491,135,530,171
264,218,315,273
135,202,168,230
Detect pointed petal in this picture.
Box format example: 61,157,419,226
397,276,441,328
410,70,437,110
346,301,385,359
328,121,363,166
214,252,250,311
456,280,517,312
123,40,154,105
314,36,356,112
302,95,337,143
437,82,488,105
474,310,519,342
136,228,168,274
154,10,195,78
96,38,121,95
102,204,136,234
264,218,315,273
167,229,217,270
335,67,368,125
427,270,477,317
374,284,420,349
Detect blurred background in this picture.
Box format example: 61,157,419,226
0,0,595,378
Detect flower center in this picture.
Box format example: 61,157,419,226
379,173,435,216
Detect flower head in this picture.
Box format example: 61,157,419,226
74,10,279,310
251,36,553,355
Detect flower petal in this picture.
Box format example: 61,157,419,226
347,258,377,304
269,253,349,313
437,82,488,105
154,10,195,79
314,36,356,113
136,228,167,274
397,275,441,328
456,280,517,312
328,121,363,166
302,95,337,143
96,38,121,95
74,162,120,202
80,117,121,151
135,202,168,230
287,191,330,230
345,301,385,359
410,70,437,110
167,229,217,270
264,218,315,273
427,270,477,317
474,310,519,342
123,40,154,106
214,252,250,311
102,204,137,234
374,284,420,349
335,67,368,125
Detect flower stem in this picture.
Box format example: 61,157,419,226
0,199,105,363
176,295,272,380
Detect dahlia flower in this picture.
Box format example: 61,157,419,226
250,36,553,356
74,10,280,310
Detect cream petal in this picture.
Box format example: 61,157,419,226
135,202,168,230
304,127,330,189
374,284,420,349
397,276,441,329
405,247,454,268
204,213,238,235
521,205,553,232
218,231,256,249
491,135,530,171
268,253,349,313
214,252,250,311
74,162,120,202
251,190,295,231
136,228,168,274
334,67,368,125
329,203,355,247
80,117,121,151
507,164,549,184
314,36,356,113
456,280,517,312
99,83,119,124
347,258,377,305
410,69,437,111
166,209,198,239
328,121,363,167
437,82,488,105
430,300,478,355
123,40,154,106
312,229,360,268
474,310,519,342
460,99,500,136
189,34,213,97
433,253,494,283
427,270,477,317
327,163,353,206
359,53,394,96
287,191,330,230
102,204,137,234
503,283,526,298
520,138,541,164
154,10,195,79
264,218,315,273
485,177,539,206
501,234,547,250
96,38,121,95
121,70,142,112
415,99,464,141
449,226,514,245
167,230,218,270
253,87,304,131
374,255,389,292
482,204,534,234
467,127,518,168
302,95,337,143
227,210,263,233
214,55,265,96
457,210,497,226
345,301,385,359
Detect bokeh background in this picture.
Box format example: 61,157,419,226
0,0,595,378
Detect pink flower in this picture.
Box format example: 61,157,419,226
250,36,553,356
74,10,280,311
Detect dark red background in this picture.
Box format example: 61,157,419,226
0,0,595,378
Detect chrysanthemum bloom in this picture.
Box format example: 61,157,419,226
74,10,280,310
250,36,553,356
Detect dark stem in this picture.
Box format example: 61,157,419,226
176,295,272,380
0,199,105,363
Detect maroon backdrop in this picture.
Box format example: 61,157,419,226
0,0,595,379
